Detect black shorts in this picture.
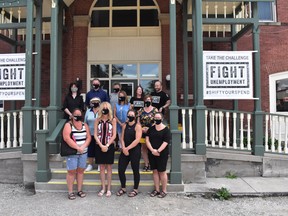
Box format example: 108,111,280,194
87,136,96,158
148,152,168,172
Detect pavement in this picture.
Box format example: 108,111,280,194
184,177,288,196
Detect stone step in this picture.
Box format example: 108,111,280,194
35,179,184,193
51,168,154,180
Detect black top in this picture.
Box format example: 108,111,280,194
129,97,144,112
151,91,170,114
147,125,170,155
62,94,84,119
123,122,137,148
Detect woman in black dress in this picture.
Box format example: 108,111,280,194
62,82,84,120
94,102,116,197
116,110,142,197
146,112,170,198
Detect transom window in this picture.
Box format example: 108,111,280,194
91,0,159,28
89,63,160,96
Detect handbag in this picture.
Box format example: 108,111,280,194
60,123,77,157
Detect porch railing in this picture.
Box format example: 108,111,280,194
0,109,48,150
181,108,288,155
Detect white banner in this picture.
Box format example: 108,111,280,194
203,51,253,100
0,53,25,100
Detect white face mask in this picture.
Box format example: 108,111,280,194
71,87,78,92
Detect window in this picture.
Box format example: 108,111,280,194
90,0,159,28
89,63,160,95
258,2,276,22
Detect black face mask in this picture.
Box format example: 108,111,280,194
127,116,135,122
102,108,109,115
73,116,82,121
93,103,100,108
118,96,125,102
145,101,151,107
93,84,100,89
154,119,162,125
113,88,120,93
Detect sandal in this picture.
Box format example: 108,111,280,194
77,191,86,198
98,190,105,197
116,188,126,196
68,192,76,200
157,191,167,198
150,190,160,197
128,190,138,197
143,165,150,172
106,190,112,197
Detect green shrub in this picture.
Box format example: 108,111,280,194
214,187,231,201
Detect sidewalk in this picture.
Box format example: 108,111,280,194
184,177,288,196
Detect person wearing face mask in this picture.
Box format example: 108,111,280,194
94,102,116,197
151,81,171,115
116,110,142,197
110,82,121,111
138,95,158,172
84,97,101,172
114,90,130,150
62,108,91,200
62,82,84,120
146,112,170,198
85,78,110,108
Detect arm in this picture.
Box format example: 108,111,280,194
145,128,160,156
106,118,117,147
63,122,81,151
114,105,120,124
94,118,104,148
79,123,91,151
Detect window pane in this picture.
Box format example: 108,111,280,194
140,80,155,95
90,64,109,78
140,0,155,6
101,81,110,93
140,64,159,78
112,64,137,78
94,0,109,7
113,0,137,6
276,79,288,112
91,10,109,27
140,9,159,26
258,2,273,21
113,10,137,27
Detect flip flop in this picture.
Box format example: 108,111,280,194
77,191,86,198
106,190,112,197
68,192,76,200
157,191,167,198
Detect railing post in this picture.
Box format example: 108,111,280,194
35,130,51,182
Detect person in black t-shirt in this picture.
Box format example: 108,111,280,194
129,85,145,115
151,81,171,115
146,112,170,198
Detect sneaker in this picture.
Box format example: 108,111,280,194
85,164,93,172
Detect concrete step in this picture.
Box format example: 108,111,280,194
35,179,184,193
51,168,154,180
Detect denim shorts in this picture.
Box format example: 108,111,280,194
66,153,88,171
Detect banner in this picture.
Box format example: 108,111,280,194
0,53,25,100
203,51,253,100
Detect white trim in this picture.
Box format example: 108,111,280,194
269,71,288,114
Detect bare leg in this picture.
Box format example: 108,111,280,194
159,171,168,192
99,164,106,191
66,170,76,193
107,164,112,192
76,168,85,192
142,144,149,167
87,157,94,166
152,169,160,192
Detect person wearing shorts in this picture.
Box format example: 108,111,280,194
62,108,91,200
145,112,170,198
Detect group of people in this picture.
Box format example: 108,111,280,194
62,78,171,200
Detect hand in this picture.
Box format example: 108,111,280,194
152,149,160,156
159,107,163,113
122,147,129,156
77,146,84,154
101,145,108,152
